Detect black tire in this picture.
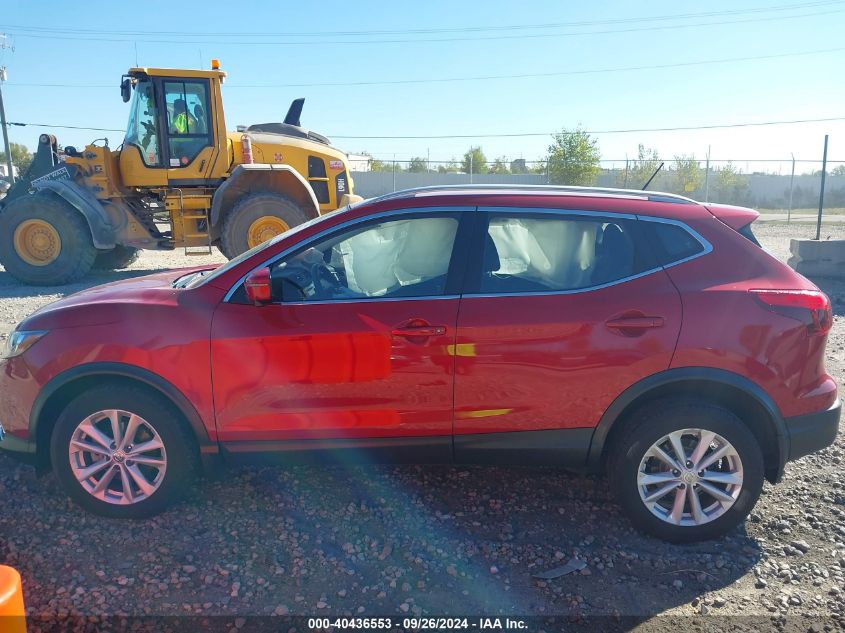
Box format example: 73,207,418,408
219,193,308,259
607,398,764,543
92,245,140,270
50,383,198,519
0,193,97,285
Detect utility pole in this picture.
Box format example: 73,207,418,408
703,145,711,202
788,153,795,223
815,135,829,241
0,34,13,183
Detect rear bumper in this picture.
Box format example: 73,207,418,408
784,398,841,462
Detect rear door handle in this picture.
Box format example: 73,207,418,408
392,325,447,337
605,316,665,329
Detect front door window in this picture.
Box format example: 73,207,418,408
270,215,460,303
163,80,211,167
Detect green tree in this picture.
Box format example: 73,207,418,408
369,158,390,172
711,162,750,204
437,158,460,174
672,154,703,195
829,164,845,176
370,158,404,172
0,142,33,177
462,146,488,175
489,156,510,175
621,145,661,188
534,160,549,175
407,156,428,173
546,127,601,185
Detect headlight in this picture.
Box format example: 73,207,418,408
2,330,48,359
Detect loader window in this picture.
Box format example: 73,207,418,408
163,80,211,167
124,79,161,167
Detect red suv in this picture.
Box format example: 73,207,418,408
0,186,839,542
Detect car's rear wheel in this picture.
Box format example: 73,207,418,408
50,384,196,518
608,398,764,542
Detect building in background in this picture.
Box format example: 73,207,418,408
347,153,372,172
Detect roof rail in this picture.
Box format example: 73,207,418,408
368,184,698,205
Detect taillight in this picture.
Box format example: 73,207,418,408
750,289,833,335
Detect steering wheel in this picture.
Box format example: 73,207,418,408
311,262,342,299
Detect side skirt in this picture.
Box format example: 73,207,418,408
220,436,453,466
220,428,595,469
453,428,594,468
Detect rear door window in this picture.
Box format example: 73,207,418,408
471,211,656,294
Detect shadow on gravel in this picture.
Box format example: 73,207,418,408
0,454,763,621
805,276,845,316
0,268,171,298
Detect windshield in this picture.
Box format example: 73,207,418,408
124,79,161,167
191,211,344,288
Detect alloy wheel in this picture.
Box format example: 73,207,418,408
637,428,743,526
68,409,167,505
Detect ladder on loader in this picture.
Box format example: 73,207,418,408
168,189,213,256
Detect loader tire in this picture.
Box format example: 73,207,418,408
219,193,309,259
93,245,140,270
0,193,97,286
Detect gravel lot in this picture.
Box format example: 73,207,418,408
1,221,844,631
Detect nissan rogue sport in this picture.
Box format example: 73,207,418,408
0,185,839,542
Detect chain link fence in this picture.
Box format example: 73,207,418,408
350,157,845,217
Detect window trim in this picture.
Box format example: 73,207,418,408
461,207,712,298
223,207,477,303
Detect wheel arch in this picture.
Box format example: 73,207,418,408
31,362,217,473
210,164,319,228
588,367,788,484
32,181,116,249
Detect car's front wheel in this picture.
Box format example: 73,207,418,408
608,398,764,543
50,384,196,518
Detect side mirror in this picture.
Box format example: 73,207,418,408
120,77,132,103
244,267,272,305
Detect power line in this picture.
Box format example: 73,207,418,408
3,6,842,46
3,1,839,37
7,46,845,90
331,117,845,139
8,115,845,138
5,121,123,132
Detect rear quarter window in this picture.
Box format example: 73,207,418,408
644,221,706,265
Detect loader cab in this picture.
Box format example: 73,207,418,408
118,67,229,188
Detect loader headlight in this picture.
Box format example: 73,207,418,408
2,330,48,359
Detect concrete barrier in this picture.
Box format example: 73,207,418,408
0,565,26,633
788,239,845,279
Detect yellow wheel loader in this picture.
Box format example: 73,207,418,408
0,61,360,285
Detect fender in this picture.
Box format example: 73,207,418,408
210,164,320,227
35,180,115,249
31,362,215,452
586,366,788,471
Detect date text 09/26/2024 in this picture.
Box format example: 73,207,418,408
308,617,528,630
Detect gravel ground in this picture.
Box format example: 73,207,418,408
1,221,844,631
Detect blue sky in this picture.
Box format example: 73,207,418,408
1,0,844,173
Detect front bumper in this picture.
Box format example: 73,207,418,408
0,422,37,464
784,398,841,462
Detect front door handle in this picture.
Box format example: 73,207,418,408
392,325,447,338
605,316,665,329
